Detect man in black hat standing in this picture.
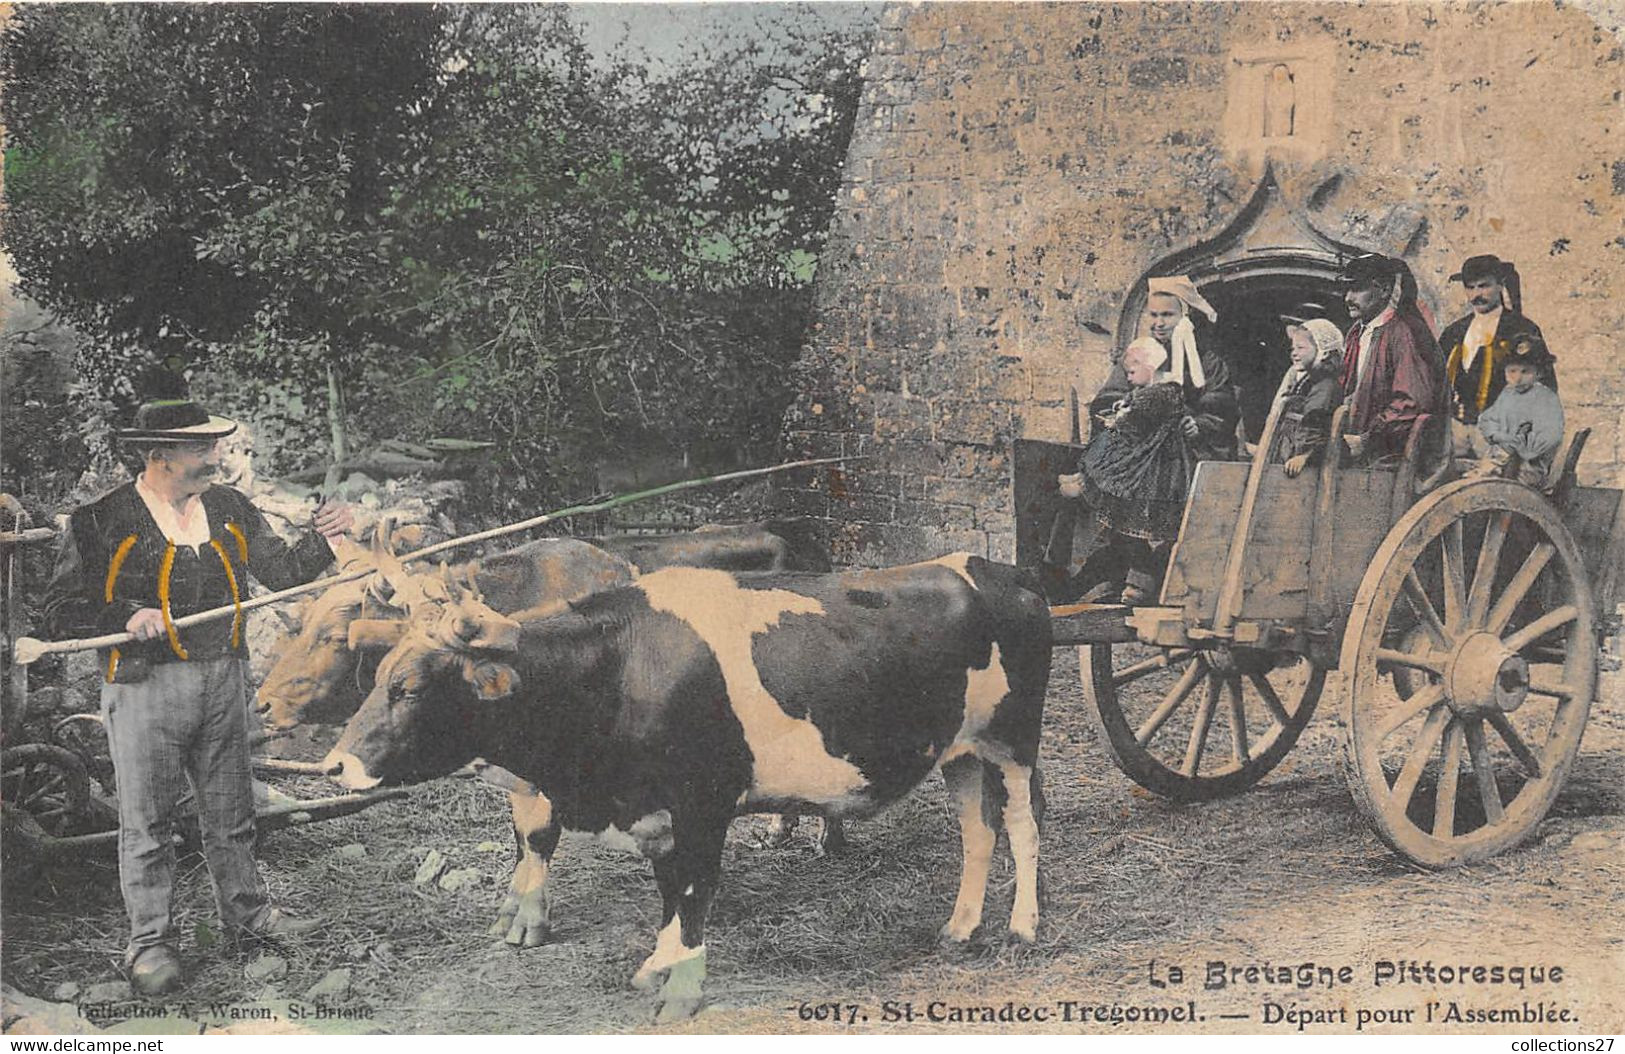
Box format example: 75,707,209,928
44,399,353,997
1437,254,1554,457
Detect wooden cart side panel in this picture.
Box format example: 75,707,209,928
1164,462,1405,627
1234,467,1318,620
1561,485,1623,616
1162,461,1247,623
1305,468,1405,621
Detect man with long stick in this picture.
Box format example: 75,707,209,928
43,399,353,997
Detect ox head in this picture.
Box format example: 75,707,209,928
258,518,448,730
323,575,528,791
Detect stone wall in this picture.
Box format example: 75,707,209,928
781,1,1625,566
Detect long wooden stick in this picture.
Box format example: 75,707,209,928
10,455,854,665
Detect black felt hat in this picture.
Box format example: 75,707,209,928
1449,254,1512,284
117,400,238,444
1505,333,1554,370
1338,253,1402,286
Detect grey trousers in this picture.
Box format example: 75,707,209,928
101,656,268,959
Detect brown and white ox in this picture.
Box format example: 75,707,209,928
258,521,834,947
324,554,1051,1019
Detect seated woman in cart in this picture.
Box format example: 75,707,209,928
1090,276,1240,460
1060,337,1191,604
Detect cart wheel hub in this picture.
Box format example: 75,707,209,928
1447,632,1529,715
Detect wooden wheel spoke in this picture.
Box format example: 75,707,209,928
1226,677,1249,765
1375,647,1444,675
1389,704,1449,810
1463,720,1505,825
1441,520,1467,634
1402,573,1450,651
1466,512,1511,627
1247,672,1291,726
1485,711,1543,779
1526,673,1577,700
1375,683,1446,743
1484,543,1555,637
1503,605,1579,654
1433,720,1465,838
1134,657,1206,746
1113,649,1195,688
1181,678,1220,777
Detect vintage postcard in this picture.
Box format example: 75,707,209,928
1,0,1622,1039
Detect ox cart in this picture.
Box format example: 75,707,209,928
1015,405,1624,868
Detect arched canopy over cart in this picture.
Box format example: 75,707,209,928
1016,405,1622,868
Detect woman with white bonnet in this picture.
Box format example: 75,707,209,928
1139,275,1240,463
1271,316,1344,477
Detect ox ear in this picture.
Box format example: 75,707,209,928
463,659,520,701
348,619,408,651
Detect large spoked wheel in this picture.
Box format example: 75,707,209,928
1340,478,1596,867
1,743,92,838
1081,640,1324,801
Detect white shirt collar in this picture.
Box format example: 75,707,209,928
135,473,212,548
1462,306,1503,370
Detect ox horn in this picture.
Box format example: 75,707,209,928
372,514,432,613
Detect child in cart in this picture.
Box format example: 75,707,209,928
1059,337,1191,604
1270,317,1345,477
1457,334,1564,486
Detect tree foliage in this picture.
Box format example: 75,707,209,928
1,4,867,514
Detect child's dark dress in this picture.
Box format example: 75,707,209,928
1274,358,1342,467
1080,381,1190,543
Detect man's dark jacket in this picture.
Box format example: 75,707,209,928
45,482,333,674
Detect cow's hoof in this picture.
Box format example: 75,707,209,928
504,918,551,948
938,925,985,957
630,965,665,992
814,818,848,857
654,994,704,1023
1004,928,1038,948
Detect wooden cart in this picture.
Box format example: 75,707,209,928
1015,405,1623,867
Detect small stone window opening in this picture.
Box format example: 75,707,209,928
1263,64,1296,139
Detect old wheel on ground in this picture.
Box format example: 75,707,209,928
1,743,92,838
1080,641,1323,801
1340,478,1596,867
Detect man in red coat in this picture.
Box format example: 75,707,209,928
1337,254,1447,462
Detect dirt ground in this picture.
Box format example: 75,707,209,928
4,650,1621,1036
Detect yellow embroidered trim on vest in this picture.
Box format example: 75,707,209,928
226,522,249,566
210,538,243,649
105,535,138,603
1445,338,1504,415
103,534,140,683
157,541,189,660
